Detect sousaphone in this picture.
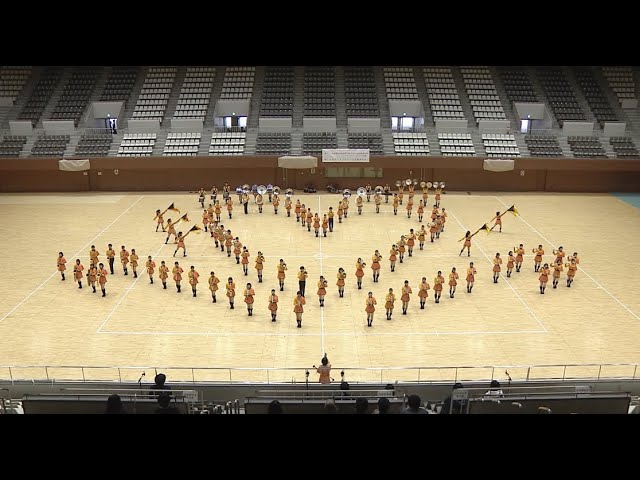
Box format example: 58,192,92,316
356,187,366,197
257,185,267,195
242,184,251,194
395,180,402,188
420,181,427,189
273,186,281,196
285,188,294,198
343,188,351,199
374,185,384,194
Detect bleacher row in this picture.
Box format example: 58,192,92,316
0,66,32,104
173,67,215,120
131,67,177,123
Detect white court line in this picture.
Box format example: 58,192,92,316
96,241,167,333
447,209,548,333
493,196,640,322
97,329,546,337
0,195,145,325
318,195,325,355
75,253,461,259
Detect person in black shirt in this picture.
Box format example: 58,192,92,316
149,373,172,398
154,392,180,414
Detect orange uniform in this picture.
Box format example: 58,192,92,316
172,265,183,282
448,271,459,286
159,265,169,280
365,296,377,313
244,288,255,304
466,267,476,282
98,267,108,285
74,262,84,281
146,260,156,274
57,256,67,271
209,275,220,292
336,271,346,287
434,275,444,292
492,256,502,272
418,281,430,298
188,270,199,286
385,293,396,309
293,296,306,313
401,285,412,302
226,282,236,298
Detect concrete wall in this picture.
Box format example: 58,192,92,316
347,118,381,133
258,117,292,132
303,117,337,132
562,121,595,137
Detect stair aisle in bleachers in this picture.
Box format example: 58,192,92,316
120,67,148,130
450,66,475,128
292,66,305,129
36,68,73,128
526,66,560,129
562,66,596,124
489,66,520,131
247,66,265,129
412,67,435,127
373,67,392,129
334,66,347,129
203,67,226,129
79,67,111,128
592,67,634,133
161,67,186,124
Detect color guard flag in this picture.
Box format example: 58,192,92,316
507,205,519,217
482,223,492,234
179,213,190,222
189,225,203,233
167,203,181,214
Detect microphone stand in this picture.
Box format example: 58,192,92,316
137,371,145,390
505,370,512,395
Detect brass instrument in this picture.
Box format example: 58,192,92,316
440,182,446,189
374,185,384,194
273,186,281,196
356,187,366,197
404,178,412,186
432,182,439,189
395,180,402,188
285,188,294,198
426,181,433,189
257,185,267,195
420,181,427,188
412,178,419,186
343,188,351,199
242,184,250,194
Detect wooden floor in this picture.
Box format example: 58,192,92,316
1,190,639,384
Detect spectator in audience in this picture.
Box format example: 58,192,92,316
154,392,180,414
355,397,369,414
377,383,395,397
340,380,350,398
324,399,338,414
373,397,391,414
267,399,284,414
440,383,464,414
402,394,428,414
105,394,127,414
315,355,332,384
484,380,504,400
149,373,171,397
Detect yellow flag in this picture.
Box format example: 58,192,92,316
180,213,190,222
508,205,519,217
483,223,492,234
189,225,202,233
168,203,181,214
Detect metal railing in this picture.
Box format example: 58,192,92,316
0,363,639,385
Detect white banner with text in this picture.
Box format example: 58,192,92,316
322,149,370,163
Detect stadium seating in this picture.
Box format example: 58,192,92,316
348,132,384,154
259,66,294,117
538,67,586,126
344,66,380,117
383,66,418,100
567,136,607,158
393,132,429,156
173,67,215,120
424,67,465,122
30,134,70,157
460,66,507,124
609,136,640,158
574,67,618,128
256,133,291,155
0,66,32,105
117,133,156,157
163,132,201,156
16,67,62,126
75,132,112,157
209,131,245,155
302,132,337,155
498,66,538,103
0,135,27,157
602,66,636,105
438,132,476,156
131,67,177,123
220,67,255,100
50,67,99,126
524,134,563,157
482,133,521,158
100,66,139,102
304,67,336,117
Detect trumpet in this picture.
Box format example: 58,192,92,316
356,187,366,197
285,188,294,198
257,185,267,195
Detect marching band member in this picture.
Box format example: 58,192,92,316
173,230,195,258
397,185,404,205
87,263,97,293
208,271,220,303
538,263,550,294
365,182,372,202
244,283,255,316
73,259,84,289
293,291,306,328
154,209,165,232
383,183,391,203
300,204,307,226
222,182,231,199
226,197,234,219
397,236,406,263
440,208,447,231
418,277,430,309
146,255,156,284
189,266,200,297
365,292,377,327
389,244,399,272
159,261,169,289
466,262,476,293
130,248,139,278
233,237,243,264
284,196,292,217
355,258,365,290
172,261,184,293
433,271,445,303
268,289,279,321
241,247,250,276
431,205,438,222
322,214,329,237
57,252,67,281
336,267,346,297
434,184,443,208
306,208,313,231
202,209,209,232
211,185,218,204
371,250,382,283
553,246,566,264
295,199,302,222
198,187,206,208
418,225,427,250
272,194,280,214
408,183,415,201
401,280,412,315
313,213,320,237
430,220,438,243
572,252,580,265
327,207,334,231
514,244,525,272
241,191,249,215
214,201,222,223
417,200,424,222
492,253,502,283
224,230,233,257
490,211,503,232
374,191,381,213
120,245,130,275
255,252,265,283
207,205,214,233
552,258,563,289
385,288,396,320
342,197,349,218
337,202,344,223
458,231,474,256
449,267,459,298
421,185,428,204
317,276,328,307
532,245,544,272
217,224,226,252
89,245,100,270
164,217,182,244
226,277,236,309
298,266,307,296
407,229,416,257
506,251,515,278
565,257,578,287
97,262,108,297
435,214,443,239
392,194,399,215
277,259,287,291
356,194,363,215
406,196,414,219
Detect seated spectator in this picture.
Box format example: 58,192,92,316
154,392,180,414
402,394,428,414
324,399,337,414
377,383,395,397
440,383,464,414
267,399,284,414
105,394,127,414
373,397,391,414
355,397,369,414
484,380,504,401
149,373,171,397
340,381,350,398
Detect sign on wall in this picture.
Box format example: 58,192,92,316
322,149,370,163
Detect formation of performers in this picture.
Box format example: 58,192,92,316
56,182,581,327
